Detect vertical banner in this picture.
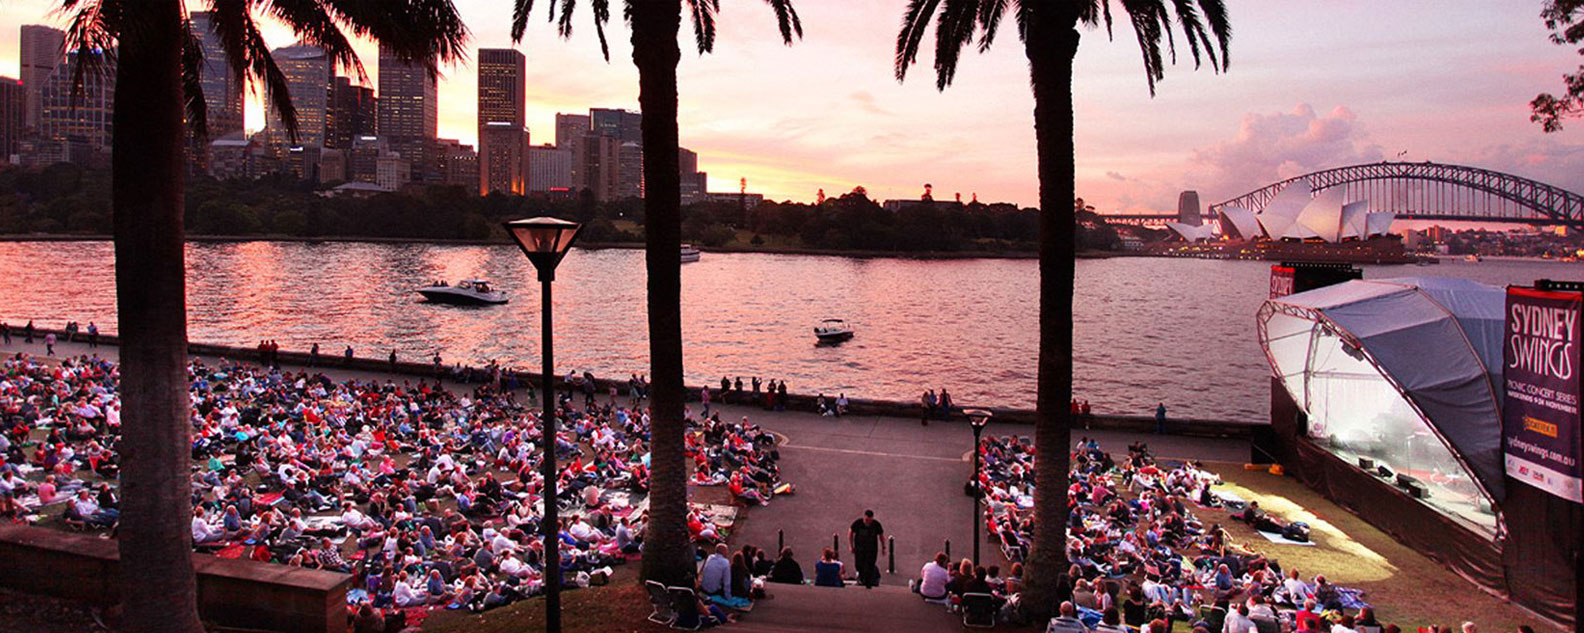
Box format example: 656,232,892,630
1270,266,1296,298
1503,287,1584,503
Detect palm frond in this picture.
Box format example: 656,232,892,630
763,0,803,45
931,0,980,90
557,0,578,38
1197,0,1231,70
1120,0,1166,95
687,0,719,54
895,0,941,81
264,0,368,83
592,0,612,61
60,0,121,109
181,17,210,142
330,0,470,74
204,0,298,142
975,0,1009,53
511,0,538,42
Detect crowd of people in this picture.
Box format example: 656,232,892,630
0,350,793,631
913,434,1424,633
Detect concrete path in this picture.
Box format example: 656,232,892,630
732,583,964,633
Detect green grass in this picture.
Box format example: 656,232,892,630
1211,463,1556,632
420,575,670,633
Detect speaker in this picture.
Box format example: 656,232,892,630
1404,481,1428,499
1357,457,1375,470
1376,465,1393,479
1396,473,1419,488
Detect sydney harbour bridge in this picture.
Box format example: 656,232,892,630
1106,161,1584,234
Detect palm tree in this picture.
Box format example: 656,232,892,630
58,2,465,632
510,0,800,587
895,0,1229,623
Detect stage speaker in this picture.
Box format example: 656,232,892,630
1396,473,1419,488
1357,457,1375,470
1376,465,1393,479
1404,481,1428,499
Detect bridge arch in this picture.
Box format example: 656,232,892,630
1207,161,1584,232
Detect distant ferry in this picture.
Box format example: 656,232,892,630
681,244,701,263
416,279,508,305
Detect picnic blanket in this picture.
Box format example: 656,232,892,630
1255,529,1316,547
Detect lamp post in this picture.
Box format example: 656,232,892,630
504,217,582,633
964,408,992,566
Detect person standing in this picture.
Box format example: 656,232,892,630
848,509,886,588
308,343,320,367
86,322,98,348
43,332,55,356
1,321,10,346
344,345,355,366
389,349,399,372
938,388,954,420
1155,402,1167,435
734,377,744,403
720,376,731,405
921,390,937,426
776,380,788,411
23,320,34,344
1081,400,1092,429
701,385,712,417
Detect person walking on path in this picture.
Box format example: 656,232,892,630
720,376,731,405
1155,402,1167,435
24,320,34,344
43,332,56,356
1,322,9,346
701,385,712,417
849,509,886,588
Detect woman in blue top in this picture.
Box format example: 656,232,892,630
813,547,845,588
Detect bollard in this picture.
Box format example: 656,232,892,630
887,536,896,574
833,533,840,556
945,538,951,560
778,529,784,554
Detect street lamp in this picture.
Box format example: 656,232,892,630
504,216,582,633
964,408,992,566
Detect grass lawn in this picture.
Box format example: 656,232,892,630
421,575,670,633
1210,463,1558,632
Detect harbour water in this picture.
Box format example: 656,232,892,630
0,240,1575,421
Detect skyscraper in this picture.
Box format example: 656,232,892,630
528,144,573,192
582,133,622,201
39,50,115,149
0,78,23,161
378,44,437,181
265,43,332,148
188,12,244,139
590,107,642,144
555,113,590,189
477,48,527,195
19,25,65,131
325,76,376,149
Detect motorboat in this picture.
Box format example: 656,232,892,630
416,279,508,305
814,318,854,343
680,243,702,263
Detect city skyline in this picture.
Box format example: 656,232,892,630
0,1,1580,210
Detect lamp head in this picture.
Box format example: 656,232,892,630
504,217,582,281
965,408,992,432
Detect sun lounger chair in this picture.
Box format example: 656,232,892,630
962,592,997,628
645,580,675,626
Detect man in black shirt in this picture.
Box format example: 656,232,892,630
848,509,886,588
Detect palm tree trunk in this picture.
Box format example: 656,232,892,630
632,0,695,588
1018,6,1081,624
111,2,204,633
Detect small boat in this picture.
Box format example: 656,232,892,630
814,318,854,343
416,279,508,305
680,243,702,263
1464,254,1482,262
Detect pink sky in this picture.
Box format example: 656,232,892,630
1,1,1581,211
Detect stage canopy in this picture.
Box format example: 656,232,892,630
1257,277,1505,535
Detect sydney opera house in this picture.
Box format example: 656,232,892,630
1165,183,1414,263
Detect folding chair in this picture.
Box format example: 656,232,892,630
668,586,704,631
644,580,676,626
962,592,997,628
1253,616,1279,633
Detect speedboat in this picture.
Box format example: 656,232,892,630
416,279,508,305
814,319,854,343
680,243,702,263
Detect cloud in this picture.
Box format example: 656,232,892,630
1187,104,1385,200
1458,140,1584,194
1105,171,1127,181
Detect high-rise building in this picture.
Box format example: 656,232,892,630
39,50,115,149
528,144,573,192
377,44,437,181
477,48,527,195
325,76,377,149
188,12,245,139
0,78,23,161
590,108,642,144
617,141,644,199
480,122,527,195
583,133,622,201
434,138,479,189
265,43,332,148
555,113,591,189
678,147,708,205
349,135,387,183
19,25,65,131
